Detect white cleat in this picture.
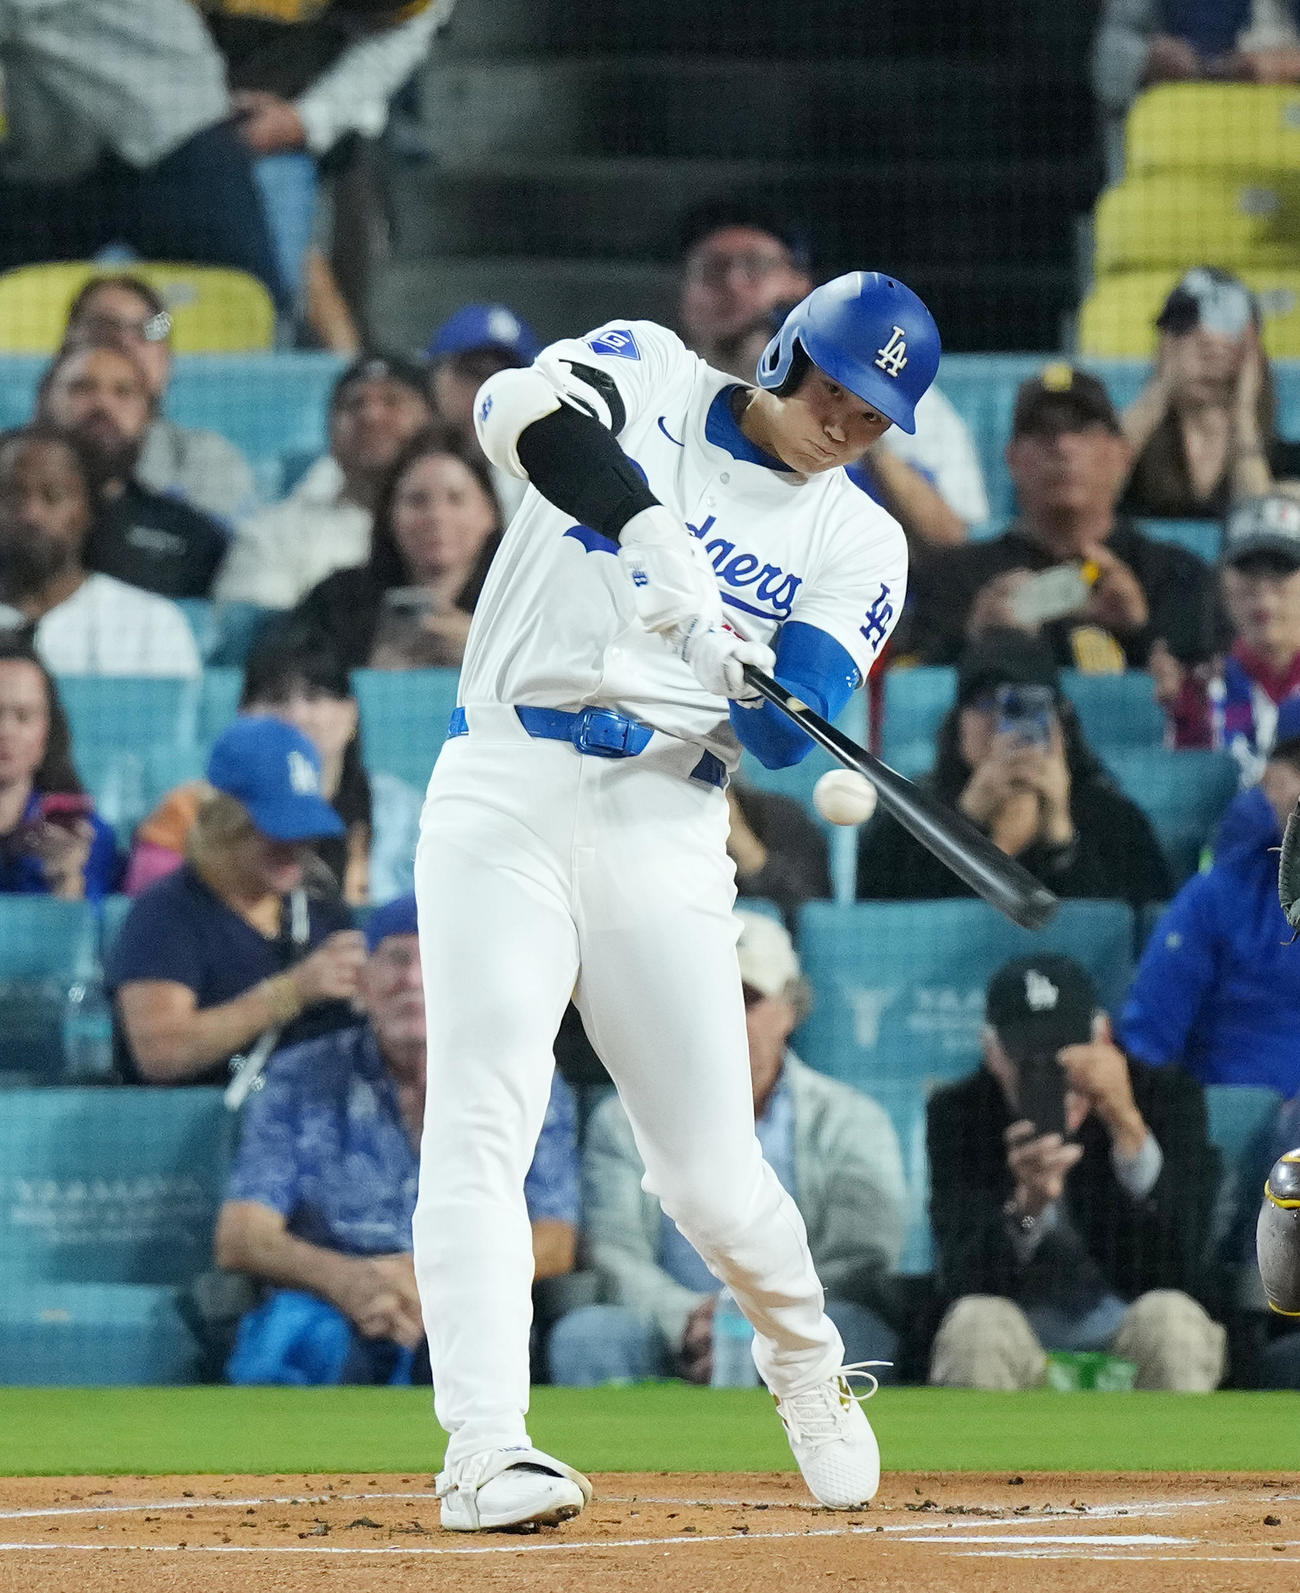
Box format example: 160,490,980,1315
436,1444,592,1532
774,1363,884,1510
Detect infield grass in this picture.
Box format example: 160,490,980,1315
1,1384,1299,1477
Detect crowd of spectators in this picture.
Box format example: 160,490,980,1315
2,2,1300,1399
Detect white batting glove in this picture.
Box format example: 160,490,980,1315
670,619,775,705
618,506,722,635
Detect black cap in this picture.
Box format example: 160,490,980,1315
1156,267,1257,339
331,353,431,410
1222,494,1300,571
986,954,1099,1061
1011,363,1121,439
956,628,1062,709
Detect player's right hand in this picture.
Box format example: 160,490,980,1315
671,618,775,704
617,506,722,635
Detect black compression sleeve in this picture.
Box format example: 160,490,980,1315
515,403,659,540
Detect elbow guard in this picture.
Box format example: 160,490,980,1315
473,365,563,479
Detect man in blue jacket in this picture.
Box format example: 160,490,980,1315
1120,703,1300,1095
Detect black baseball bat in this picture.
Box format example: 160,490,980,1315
742,665,1059,931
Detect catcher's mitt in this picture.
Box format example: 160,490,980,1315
1282,797,1300,935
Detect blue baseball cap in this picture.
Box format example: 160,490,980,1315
206,717,345,842
425,303,540,364
365,893,419,953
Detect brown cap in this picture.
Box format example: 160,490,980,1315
1011,363,1121,439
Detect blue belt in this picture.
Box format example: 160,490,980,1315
447,705,727,789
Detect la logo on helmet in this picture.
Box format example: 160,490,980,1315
1024,970,1059,1012
874,326,908,378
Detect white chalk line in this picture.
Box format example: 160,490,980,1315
0,1491,433,1523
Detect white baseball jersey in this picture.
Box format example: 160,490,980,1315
459,319,908,766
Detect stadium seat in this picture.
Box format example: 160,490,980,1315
1126,84,1300,179
1135,518,1222,562
1203,1083,1284,1281
0,1282,200,1385
353,667,462,792
0,262,275,354
207,602,279,668
0,1087,233,1283
1093,172,1300,277
880,667,956,765
1061,669,1166,750
1078,269,1300,360
863,1076,934,1276
1106,747,1241,885
738,692,869,904
0,899,100,1084
199,666,244,743
58,675,201,760
794,898,1136,1096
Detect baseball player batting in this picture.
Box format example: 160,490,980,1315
1258,795,1300,1315
412,273,941,1531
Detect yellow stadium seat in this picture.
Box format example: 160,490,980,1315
1077,268,1300,358
0,262,276,354
1093,172,1300,276
1126,83,1300,178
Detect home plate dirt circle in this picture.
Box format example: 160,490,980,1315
1,1471,1297,1592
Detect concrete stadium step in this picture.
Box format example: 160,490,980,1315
368,256,677,353
415,55,1091,165
388,154,1097,266
367,254,1075,355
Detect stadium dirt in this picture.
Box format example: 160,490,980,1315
1,1471,1297,1592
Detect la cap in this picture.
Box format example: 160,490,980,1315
425,303,540,365
986,953,1099,1061
206,716,344,842
365,893,419,953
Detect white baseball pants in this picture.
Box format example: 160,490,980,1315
412,708,843,1463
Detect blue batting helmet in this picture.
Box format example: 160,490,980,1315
756,271,940,434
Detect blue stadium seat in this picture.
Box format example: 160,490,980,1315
57,675,201,759
199,666,243,742
1136,519,1222,562
795,898,1136,1097
175,598,216,660
1203,1083,1284,1274
738,692,869,905
1061,670,1166,750
863,1076,934,1276
1105,747,1241,885
0,1087,233,1284
0,1281,200,1385
354,668,461,792
880,667,955,764
0,900,100,1084
207,602,279,668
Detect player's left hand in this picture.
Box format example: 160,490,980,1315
670,619,775,704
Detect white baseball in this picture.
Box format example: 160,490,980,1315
813,769,878,826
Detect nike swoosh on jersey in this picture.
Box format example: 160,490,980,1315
657,416,685,447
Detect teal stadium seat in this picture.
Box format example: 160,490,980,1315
1061,670,1166,749
1137,519,1222,562
199,666,243,743
864,1076,934,1276
739,690,869,904
1106,747,1241,885
353,667,462,792
0,1087,233,1384
795,898,1136,1096
0,898,100,1084
880,668,955,766
1203,1083,1284,1299
57,674,200,760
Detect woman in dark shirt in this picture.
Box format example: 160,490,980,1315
857,631,1172,907
108,716,365,1085
293,427,502,669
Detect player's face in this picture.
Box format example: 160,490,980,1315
362,933,426,1060
762,366,892,474
680,226,811,346
0,659,50,787
1221,560,1300,657
331,379,433,476
70,283,171,395
390,451,498,582
41,348,152,474
1007,420,1129,522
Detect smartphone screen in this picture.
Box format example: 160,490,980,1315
1016,1053,1068,1138
994,683,1054,750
